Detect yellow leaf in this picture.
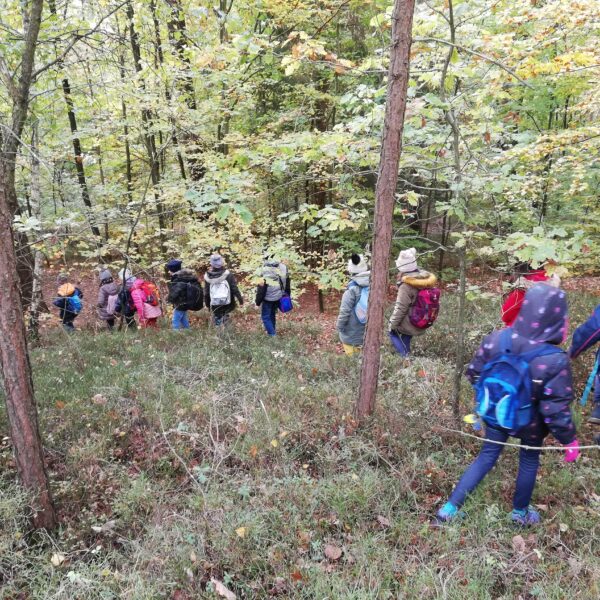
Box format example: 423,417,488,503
235,526,247,538
270,439,279,448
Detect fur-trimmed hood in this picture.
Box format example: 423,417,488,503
400,270,437,289
204,268,230,285
172,268,198,282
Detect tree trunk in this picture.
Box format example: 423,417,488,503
0,167,57,530
356,0,416,419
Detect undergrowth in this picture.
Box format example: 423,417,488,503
0,292,599,598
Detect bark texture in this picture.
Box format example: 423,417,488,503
356,0,416,419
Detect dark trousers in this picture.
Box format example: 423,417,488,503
389,330,412,356
261,300,278,336
61,310,77,331
448,426,544,511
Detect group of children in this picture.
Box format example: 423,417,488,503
53,253,291,336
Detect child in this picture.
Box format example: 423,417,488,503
336,254,370,355
569,302,600,424
130,275,162,329
501,262,560,327
97,269,119,330
116,268,137,330
255,256,290,336
53,273,83,332
388,248,439,356
166,259,203,330
204,254,243,327
435,284,579,526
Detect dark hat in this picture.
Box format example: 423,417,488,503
166,259,183,273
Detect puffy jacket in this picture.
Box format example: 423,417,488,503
131,279,162,322
167,269,203,311
467,283,575,445
569,303,600,362
501,270,560,326
255,262,290,305
204,268,243,317
336,272,370,346
389,270,437,336
97,281,119,320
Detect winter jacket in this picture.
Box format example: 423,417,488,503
167,269,203,311
53,287,83,321
467,283,575,445
501,270,560,326
97,281,119,320
131,279,162,322
204,268,243,317
389,270,437,336
255,262,291,306
337,271,370,346
569,303,600,363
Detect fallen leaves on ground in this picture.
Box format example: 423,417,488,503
211,578,236,599
324,544,342,561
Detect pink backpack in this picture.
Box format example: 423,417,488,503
409,288,441,329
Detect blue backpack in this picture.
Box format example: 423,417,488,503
349,282,369,325
67,293,82,314
475,329,561,433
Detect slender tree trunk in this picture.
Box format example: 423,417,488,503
1,167,57,530
356,0,416,419
118,52,134,206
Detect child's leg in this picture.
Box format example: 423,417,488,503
182,311,190,329
401,334,412,354
261,301,276,336
389,331,411,356
271,302,278,334
513,438,543,511
106,318,115,330
173,309,188,330
447,427,507,508
589,374,600,423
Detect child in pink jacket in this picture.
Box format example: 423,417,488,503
130,278,162,328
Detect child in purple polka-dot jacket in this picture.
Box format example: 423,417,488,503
435,284,579,527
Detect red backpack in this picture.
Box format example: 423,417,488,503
409,288,441,329
140,281,160,307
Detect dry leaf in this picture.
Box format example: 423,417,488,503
50,552,65,567
190,550,197,563
55,400,65,409
512,535,526,553
235,527,247,538
270,439,279,448
92,394,107,405
376,515,391,528
249,445,258,458
211,578,236,599
559,522,569,532
324,544,342,561
290,570,303,582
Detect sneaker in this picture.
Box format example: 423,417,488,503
587,403,600,425
431,502,463,526
511,507,541,527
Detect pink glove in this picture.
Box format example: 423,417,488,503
564,439,580,463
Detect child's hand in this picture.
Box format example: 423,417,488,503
564,439,580,463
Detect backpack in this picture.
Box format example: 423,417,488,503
106,294,119,316
116,288,135,315
67,293,82,314
140,281,160,306
277,273,293,313
186,281,203,311
409,287,440,329
349,283,369,325
210,279,231,306
475,329,562,432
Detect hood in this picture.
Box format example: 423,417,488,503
512,283,568,344
262,262,286,281
99,269,113,283
173,268,197,282
204,269,230,284
348,254,369,275
58,283,75,297
401,271,437,289
351,271,370,287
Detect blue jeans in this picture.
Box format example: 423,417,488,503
261,300,278,336
172,309,190,330
594,374,600,404
389,331,412,356
448,426,544,511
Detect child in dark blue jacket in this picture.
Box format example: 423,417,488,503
53,273,84,332
436,284,579,526
570,303,600,423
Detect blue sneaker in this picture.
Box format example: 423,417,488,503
431,501,462,526
511,507,541,526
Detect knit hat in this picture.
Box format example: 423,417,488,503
57,272,69,284
396,248,418,273
99,269,113,282
166,259,183,273
58,283,75,297
348,254,368,274
118,268,132,281
210,254,224,269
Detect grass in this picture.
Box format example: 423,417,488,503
1,290,600,599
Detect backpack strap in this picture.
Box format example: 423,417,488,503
519,343,562,362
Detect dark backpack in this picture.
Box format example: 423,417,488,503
409,287,440,329
185,281,203,311
475,329,562,432
115,288,135,315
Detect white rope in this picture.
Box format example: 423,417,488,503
437,425,600,451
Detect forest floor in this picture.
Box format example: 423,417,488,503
1,279,600,599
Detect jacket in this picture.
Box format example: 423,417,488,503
97,281,119,320
131,279,162,322
389,270,437,336
336,272,370,346
53,287,83,320
467,283,575,444
167,269,203,311
255,262,291,305
204,268,243,316
569,303,600,362
501,270,560,326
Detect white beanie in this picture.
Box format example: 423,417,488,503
348,254,368,274
118,268,132,281
396,248,418,273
